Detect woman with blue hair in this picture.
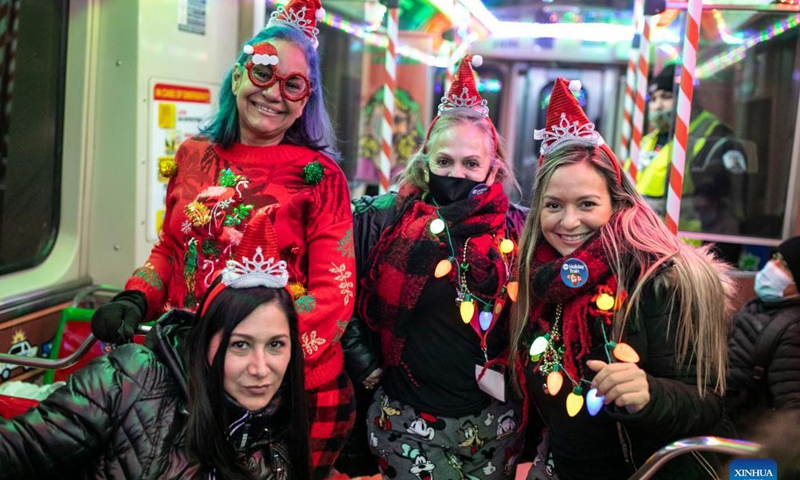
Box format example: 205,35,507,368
90,1,355,477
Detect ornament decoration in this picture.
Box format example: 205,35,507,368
595,292,615,311
546,369,564,396
586,388,605,416
430,218,446,235
158,157,178,179
460,297,475,324
434,258,454,278
479,307,493,331
506,281,518,302
499,238,515,254
566,386,585,417
303,160,326,185
611,342,640,363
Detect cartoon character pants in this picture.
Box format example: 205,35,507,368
367,388,524,480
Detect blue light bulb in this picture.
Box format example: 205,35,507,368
479,310,492,331
586,388,604,416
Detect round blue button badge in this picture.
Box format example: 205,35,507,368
561,258,588,288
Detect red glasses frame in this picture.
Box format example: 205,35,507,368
245,63,312,102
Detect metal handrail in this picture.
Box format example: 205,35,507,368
627,436,763,480
70,284,122,308
0,326,151,371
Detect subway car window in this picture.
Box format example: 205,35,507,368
0,0,67,275
657,12,800,268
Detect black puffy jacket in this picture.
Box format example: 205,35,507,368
0,310,291,479
726,297,800,432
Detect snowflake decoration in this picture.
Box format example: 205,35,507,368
336,230,355,258
534,113,604,157
302,330,326,357
222,246,289,288
329,262,354,306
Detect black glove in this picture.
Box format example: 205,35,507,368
90,290,147,344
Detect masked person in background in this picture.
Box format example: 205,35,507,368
340,55,527,480
727,235,800,435
625,63,748,220
90,1,356,477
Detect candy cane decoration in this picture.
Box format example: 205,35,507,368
620,0,645,168
666,0,702,234
628,15,652,182
379,6,398,194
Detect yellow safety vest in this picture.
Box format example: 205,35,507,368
624,111,720,199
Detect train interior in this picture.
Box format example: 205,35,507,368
0,0,799,476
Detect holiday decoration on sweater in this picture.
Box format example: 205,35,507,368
423,55,499,156
535,77,622,183
303,160,326,185
266,0,325,49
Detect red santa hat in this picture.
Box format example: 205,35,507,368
423,55,499,155
200,208,289,316
535,77,621,184
266,0,325,49
242,41,280,66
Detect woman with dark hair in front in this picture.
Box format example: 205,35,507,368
89,0,356,476
0,216,310,480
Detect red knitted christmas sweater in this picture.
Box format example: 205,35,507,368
126,138,355,389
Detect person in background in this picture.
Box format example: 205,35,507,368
513,78,737,480
341,55,527,479
726,235,800,435
625,63,748,219
0,225,310,480
90,1,355,477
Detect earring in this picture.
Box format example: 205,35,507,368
423,166,430,184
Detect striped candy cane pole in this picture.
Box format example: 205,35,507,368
379,6,398,194
628,15,651,183
665,0,702,234
620,0,645,168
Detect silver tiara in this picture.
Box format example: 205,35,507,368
267,6,320,49
438,87,489,117
222,247,289,289
534,113,605,156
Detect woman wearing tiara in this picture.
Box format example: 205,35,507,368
511,78,737,480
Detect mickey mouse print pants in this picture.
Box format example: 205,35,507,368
366,388,524,480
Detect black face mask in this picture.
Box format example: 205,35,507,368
427,170,484,205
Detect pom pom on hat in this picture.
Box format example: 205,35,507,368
243,44,255,55
471,55,483,68
569,80,581,92
316,7,325,20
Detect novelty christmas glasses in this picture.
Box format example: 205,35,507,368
246,63,311,102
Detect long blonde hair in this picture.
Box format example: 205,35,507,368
510,145,735,395
396,111,520,195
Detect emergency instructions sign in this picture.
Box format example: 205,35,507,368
148,81,214,242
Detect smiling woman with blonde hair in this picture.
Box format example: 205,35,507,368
511,78,736,480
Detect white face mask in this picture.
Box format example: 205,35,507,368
755,261,795,303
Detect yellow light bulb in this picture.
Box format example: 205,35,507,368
499,239,515,254
595,293,615,311
566,390,584,417
546,371,563,396
434,259,452,278
460,300,475,323
613,342,640,363
430,218,445,235
506,281,518,302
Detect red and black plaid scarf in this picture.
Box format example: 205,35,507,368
358,183,509,367
526,231,620,383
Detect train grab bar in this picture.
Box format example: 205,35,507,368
0,326,151,371
627,436,763,480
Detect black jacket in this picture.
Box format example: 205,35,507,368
0,310,291,479
527,271,737,480
726,297,800,432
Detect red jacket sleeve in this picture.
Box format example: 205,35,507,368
124,144,188,319
297,159,355,388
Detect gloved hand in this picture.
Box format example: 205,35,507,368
90,290,147,344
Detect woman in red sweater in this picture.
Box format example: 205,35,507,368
90,0,355,477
